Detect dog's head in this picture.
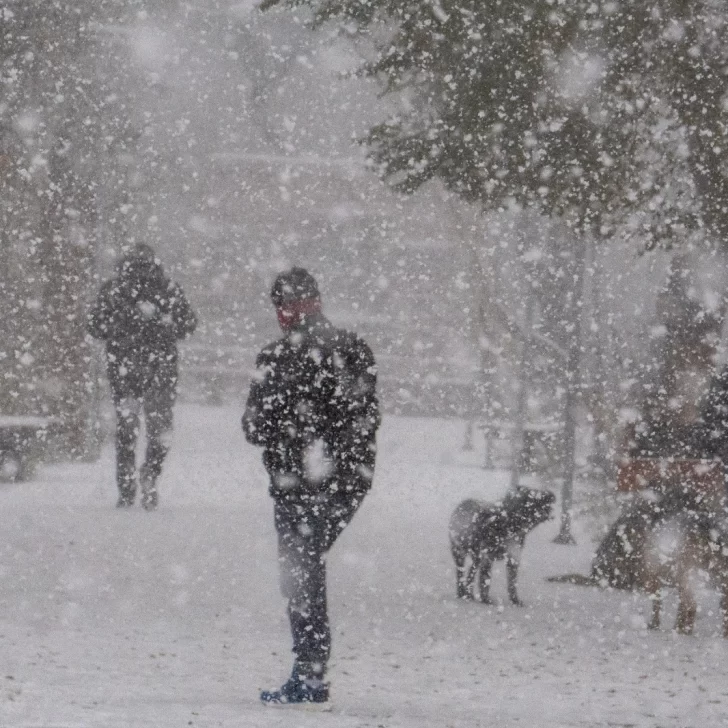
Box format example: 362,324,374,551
503,486,556,533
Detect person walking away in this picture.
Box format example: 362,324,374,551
242,267,380,705
88,243,196,510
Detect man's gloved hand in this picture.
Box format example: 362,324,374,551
137,300,158,320
270,471,301,494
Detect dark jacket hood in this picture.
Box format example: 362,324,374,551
117,253,166,287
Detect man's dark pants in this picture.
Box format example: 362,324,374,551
273,488,362,677
112,377,175,501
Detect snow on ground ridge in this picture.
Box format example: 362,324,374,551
2,405,728,727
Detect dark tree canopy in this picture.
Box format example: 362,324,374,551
262,0,727,246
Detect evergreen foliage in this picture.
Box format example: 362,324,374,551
262,0,727,245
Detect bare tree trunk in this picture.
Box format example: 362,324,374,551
554,235,587,545
38,146,98,460
447,201,499,444
510,294,534,490
581,242,621,485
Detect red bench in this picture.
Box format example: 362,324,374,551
617,458,724,508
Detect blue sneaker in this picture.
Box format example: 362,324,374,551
260,676,329,705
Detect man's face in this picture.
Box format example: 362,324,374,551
276,306,295,332
274,297,322,332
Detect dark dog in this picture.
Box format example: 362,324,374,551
449,487,555,605
640,511,728,636
549,487,728,636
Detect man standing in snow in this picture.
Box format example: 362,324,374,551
243,267,380,705
88,243,196,510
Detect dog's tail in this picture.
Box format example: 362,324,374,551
546,573,597,586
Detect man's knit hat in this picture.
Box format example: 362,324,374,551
270,267,320,307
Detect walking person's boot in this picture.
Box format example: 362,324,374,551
116,478,137,508
140,469,158,511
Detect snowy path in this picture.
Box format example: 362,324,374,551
2,405,728,727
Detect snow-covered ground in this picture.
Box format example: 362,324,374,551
3,405,728,727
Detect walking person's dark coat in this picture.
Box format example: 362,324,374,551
88,244,196,509
243,267,380,705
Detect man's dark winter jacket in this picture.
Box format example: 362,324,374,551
242,312,380,501
88,255,197,397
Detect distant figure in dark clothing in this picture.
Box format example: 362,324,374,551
629,413,708,460
699,366,728,463
629,366,728,464
88,244,196,510
243,267,380,705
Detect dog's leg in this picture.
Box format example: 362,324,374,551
506,540,523,606
675,580,697,635
463,553,477,600
720,583,728,638
644,573,662,630
675,594,696,635
478,556,494,604
674,549,696,635
452,546,471,600
648,590,662,630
